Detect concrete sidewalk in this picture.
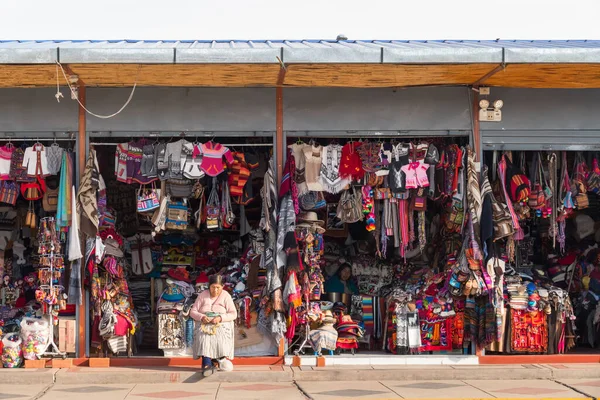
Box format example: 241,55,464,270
2,364,600,385
2,379,600,399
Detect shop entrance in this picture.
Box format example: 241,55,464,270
282,132,477,360
481,150,600,356
85,132,278,359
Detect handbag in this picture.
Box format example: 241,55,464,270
337,186,363,224
165,199,189,230
151,196,168,234
528,153,546,210
221,182,235,229
206,178,220,231
166,178,193,198
299,191,326,211
137,184,161,213
573,153,589,209
410,188,427,211
195,188,206,229
587,157,600,194
0,181,18,206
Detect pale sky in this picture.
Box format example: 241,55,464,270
1,0,598,41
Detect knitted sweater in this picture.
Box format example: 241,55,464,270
189,290,237,322
200,141,234,177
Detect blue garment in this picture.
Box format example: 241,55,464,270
324,275,358,295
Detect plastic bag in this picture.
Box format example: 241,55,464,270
20,317,49,360
2,333,23,368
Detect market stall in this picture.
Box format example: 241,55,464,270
281,135,489,356
0,138,77,367
79,134,281,358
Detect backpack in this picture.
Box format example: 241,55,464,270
337,186,363,224
505,154,530,203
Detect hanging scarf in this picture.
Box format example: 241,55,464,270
418,211,426,252
276,194,296,274
57,151,73,230
498,155,523,239
398,200,409,257
279,149,299,214
408,209,415,245
319,144,351,194
260,158,280,293
549,153,558,248
289,143,309,196
77,149,99,237
466,147,482,233
67,185,83,305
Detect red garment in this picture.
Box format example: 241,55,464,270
200,141,234,177
114,315,130,336
339,142,364,181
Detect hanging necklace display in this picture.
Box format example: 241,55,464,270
36,216,66,358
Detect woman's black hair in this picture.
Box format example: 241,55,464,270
338,263,352,276
209,274,224,286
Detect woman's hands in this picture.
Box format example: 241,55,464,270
201,315,222,324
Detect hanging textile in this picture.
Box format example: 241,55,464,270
77,149,99,237
497,155,523,240
56,151,73,230
319,144,351,194
68,185,83,305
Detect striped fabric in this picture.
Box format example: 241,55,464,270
362,296,374,335
498,156,524,239
398,200,409,257
466,147,483,260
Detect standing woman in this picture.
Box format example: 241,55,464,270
190,274,237,376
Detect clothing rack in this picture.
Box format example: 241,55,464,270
0,138,74,142
89,142,273,147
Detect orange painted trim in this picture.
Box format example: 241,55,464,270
67,356,284,367
76,82,86,358
479,354,600,364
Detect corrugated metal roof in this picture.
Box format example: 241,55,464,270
1,40,600,64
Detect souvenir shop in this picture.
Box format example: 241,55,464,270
477,148,600,355
0,137,78,367
281,133,479,356
79,133,281,358
278,131,600,358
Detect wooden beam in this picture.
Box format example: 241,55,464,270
472,63,505,86
77,81,86,358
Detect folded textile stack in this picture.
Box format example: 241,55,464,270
336,315,364,350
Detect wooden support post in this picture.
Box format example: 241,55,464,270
276,86,284,184
77,82,86,358
275,86,285,357
472,87,481,163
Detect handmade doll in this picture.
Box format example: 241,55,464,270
14,279,25,308
1,275,18,306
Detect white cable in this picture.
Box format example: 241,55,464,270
55,61,140,119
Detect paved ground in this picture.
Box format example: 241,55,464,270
2,365,600,399
1,379,599,399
